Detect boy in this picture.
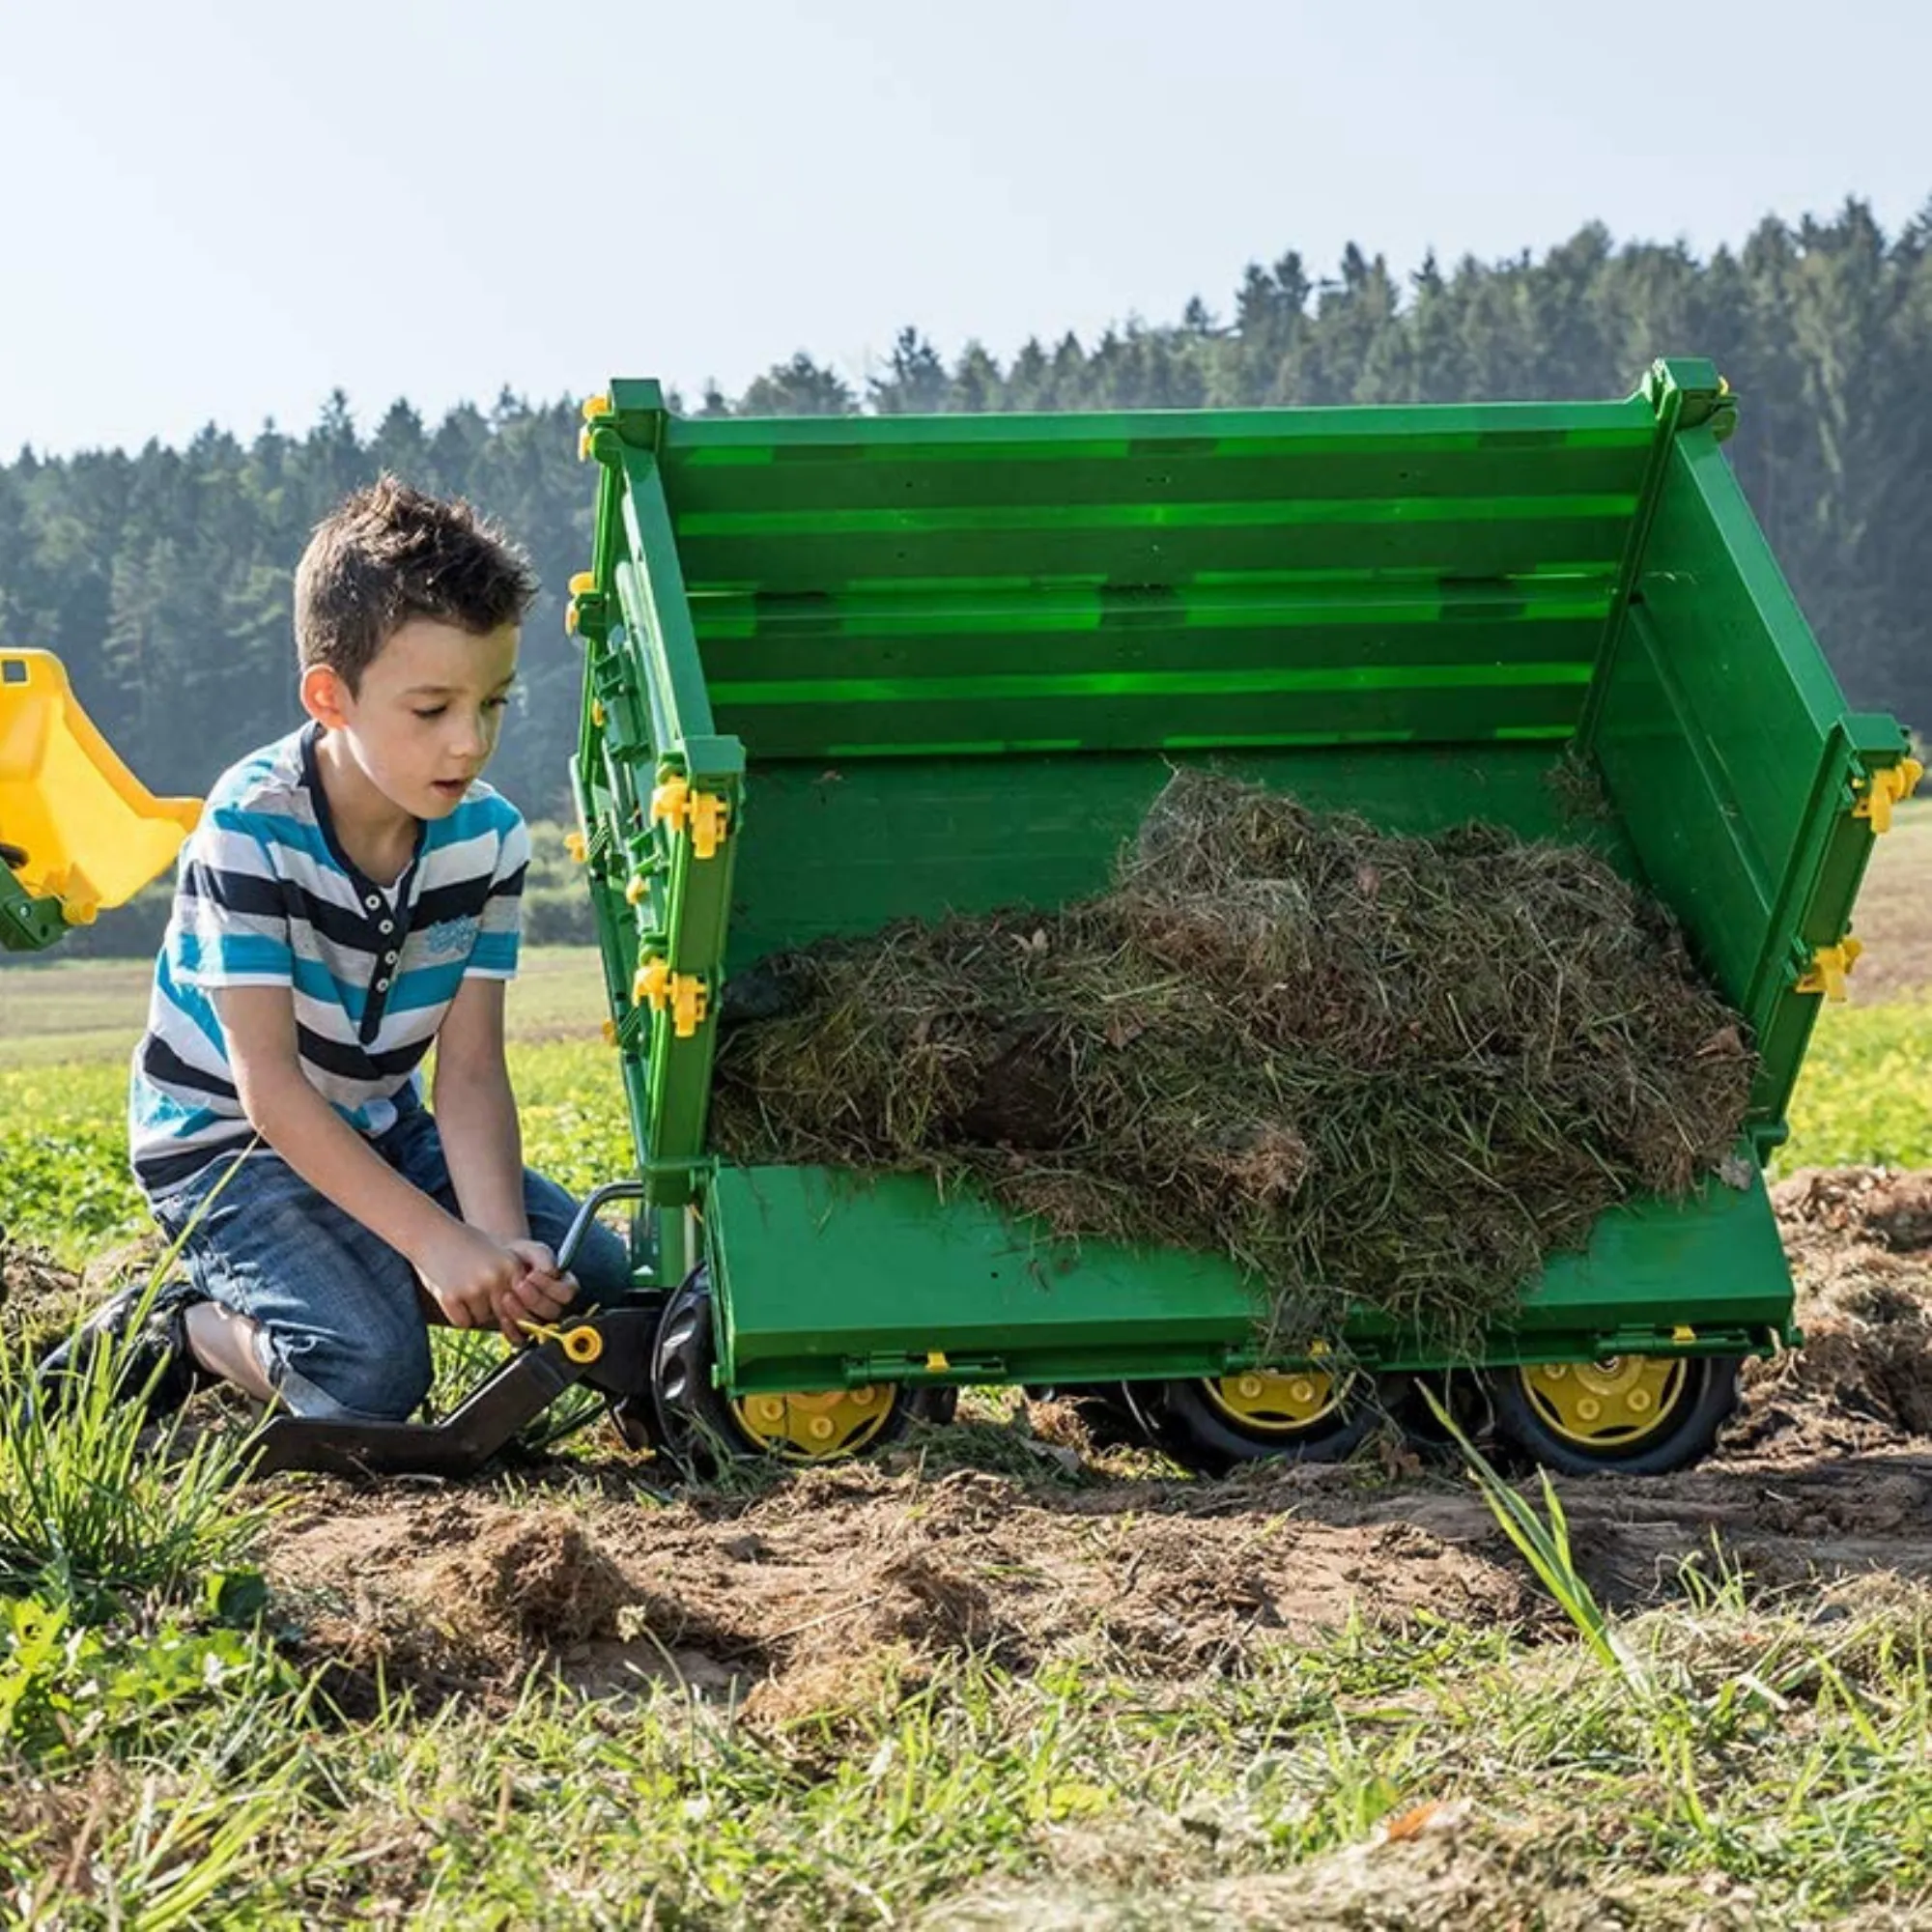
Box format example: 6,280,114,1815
43,477,631,1422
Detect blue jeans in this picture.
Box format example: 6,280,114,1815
148,1098,634,1422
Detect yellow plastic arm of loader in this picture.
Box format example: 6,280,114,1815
0,650,202,923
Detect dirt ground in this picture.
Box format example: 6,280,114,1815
246,1167,1932,1721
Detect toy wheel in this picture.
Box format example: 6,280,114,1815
650,1276,954,1470
1492,1353,1741,1476
1130,1366,1382,1473
1387,1370,1493,1461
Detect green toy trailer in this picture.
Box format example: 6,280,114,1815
254,363,1918,1484
555,357,1919,1478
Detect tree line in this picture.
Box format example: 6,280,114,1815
2,199,1924,882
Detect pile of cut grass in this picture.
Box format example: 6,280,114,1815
712,772,1755,1350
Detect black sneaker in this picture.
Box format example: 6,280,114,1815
35,1279,212,1420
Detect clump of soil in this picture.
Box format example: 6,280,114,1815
0,1236,85,1350
420,1510,631,1651
711,771,1754,1351
272,1500,646,1703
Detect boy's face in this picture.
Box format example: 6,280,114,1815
301,617,520,821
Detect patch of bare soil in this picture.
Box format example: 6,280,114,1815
0,1239,82,1342
237,1167,1932,1723
1740,1168,1932,1449
0,1234,161,1350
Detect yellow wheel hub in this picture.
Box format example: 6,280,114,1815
730,1386,895,1462
1519,1356,1689,1448
1201,1368,1352,1435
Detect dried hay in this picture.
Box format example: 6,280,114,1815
710,772,1753,1350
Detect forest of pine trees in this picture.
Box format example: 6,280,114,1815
3,202,1926,840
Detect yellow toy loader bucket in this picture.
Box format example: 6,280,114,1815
0,649,201,925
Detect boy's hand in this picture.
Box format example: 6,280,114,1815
496,1239,578,1339
419,1223,560,1340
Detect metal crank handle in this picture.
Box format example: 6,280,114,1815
554,1179,650,1276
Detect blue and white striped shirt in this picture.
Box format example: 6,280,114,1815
128,724,529,1197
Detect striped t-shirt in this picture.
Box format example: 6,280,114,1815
128,724,529,1197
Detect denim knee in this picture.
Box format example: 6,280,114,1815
564,1215,635,1306
270,1318,434,1423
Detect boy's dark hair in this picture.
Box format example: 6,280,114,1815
295,475,539,691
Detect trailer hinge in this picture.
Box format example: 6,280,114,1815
633,956,710,1037
650,774,730,860
1853,757,1924,835
1795,938,1862,1001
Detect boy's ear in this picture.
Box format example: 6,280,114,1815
299,664,353,729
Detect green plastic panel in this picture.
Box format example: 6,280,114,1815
724,743,1634,967
707,1163,1794,1394
570,385,747,1258
1588,427,1914,1133
664,401,1656,763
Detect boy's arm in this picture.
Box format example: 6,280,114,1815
213,984,566,1339
430,976,541,1253
429,812,572,1290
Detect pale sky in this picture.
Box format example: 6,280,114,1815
1,0,1925,456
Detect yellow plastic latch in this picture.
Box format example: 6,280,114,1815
686,791,728,861
591,699,606,728
924,1350,951,1373
565,574,597,636
1671,1325,1697,1343
650,774,730,860
578,398,611,462
624,874,649,906
632,956,709,1037
1796,937,1863,1000
1854,757,1924,835
633,955,669,1009
517,1320,604,1365
668,974,708,1038
563,829,587,865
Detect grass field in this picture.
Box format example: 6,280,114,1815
1,827,1928,1925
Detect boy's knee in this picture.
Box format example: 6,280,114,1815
274,1323,433,1422
568,1218,634,1305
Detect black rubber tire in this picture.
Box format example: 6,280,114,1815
1127,1370,1385,1475
1491,1354,1742,1476
1387,1369,1494,1463
650,1276,954,1471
